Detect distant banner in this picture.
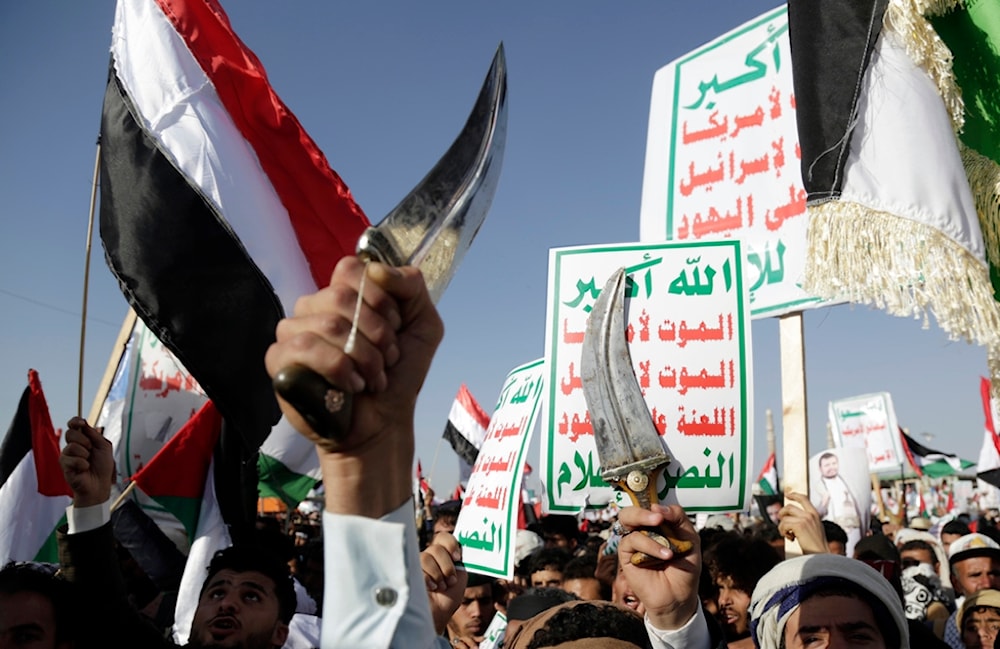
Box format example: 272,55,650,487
542,241,753,513
94,320,208,550
639,5,832,318
828,392,904,475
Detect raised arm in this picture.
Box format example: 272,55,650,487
265,257,447,649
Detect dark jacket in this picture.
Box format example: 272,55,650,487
58,522,180,648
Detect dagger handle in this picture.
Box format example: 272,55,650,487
272,365,353,443
617,467,693,566
272,247,385,443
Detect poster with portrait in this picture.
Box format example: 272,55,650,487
808,447,871,556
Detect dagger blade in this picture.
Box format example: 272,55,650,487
356,43,507,302
274,44,508,442
580,267,670,483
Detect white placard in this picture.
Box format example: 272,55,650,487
542,241,753,513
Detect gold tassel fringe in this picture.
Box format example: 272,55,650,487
804,203,1000,393
961,144,1000,272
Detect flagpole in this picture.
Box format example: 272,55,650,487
765,408,775,460
428,435,445,492
872,473,887,521
110,480,137,512
87,309,137,425
78,138,102,416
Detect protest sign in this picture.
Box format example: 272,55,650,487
454,359,545,579
639,5,829,318
828,392,905,475
542,241,752,513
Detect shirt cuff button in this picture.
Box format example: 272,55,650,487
374,587,398,607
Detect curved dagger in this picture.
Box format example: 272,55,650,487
580,267,692,563
274,44,507,442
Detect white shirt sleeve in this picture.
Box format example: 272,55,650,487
644,603,712,649
321,501,446,649
66,499,111,534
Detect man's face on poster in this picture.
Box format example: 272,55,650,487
766,501,782,524
820,454,839,479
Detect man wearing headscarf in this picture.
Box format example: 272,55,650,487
749,554,909,649
612,506,911,649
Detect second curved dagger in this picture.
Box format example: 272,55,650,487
580,267,693,564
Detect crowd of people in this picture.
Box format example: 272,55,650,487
5,259,1000,649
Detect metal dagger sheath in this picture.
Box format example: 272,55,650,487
580,267,692,563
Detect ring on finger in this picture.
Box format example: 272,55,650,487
612,520,633,537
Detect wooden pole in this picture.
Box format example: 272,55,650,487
766,409,775,456
87,309,137,425
110,480,137,512
780,312,809,556
428,435,445,493
77,141,101,416
872,473,887,520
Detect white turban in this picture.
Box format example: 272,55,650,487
749,554,908,649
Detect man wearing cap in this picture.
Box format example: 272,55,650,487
957,589,1000,649
940,533,1000,648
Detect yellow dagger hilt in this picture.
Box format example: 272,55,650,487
617,467,693,566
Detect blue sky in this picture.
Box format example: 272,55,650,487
0,1,990,495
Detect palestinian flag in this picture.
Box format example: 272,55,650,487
442,384,490,473
130,400,222,543
257,420,322,510
93,316,320,521
900,428,974,478
172,458,231,644
0,370,72,564
100,0,369,461
415,459,432,503
917,489,929,519
755,451,778,495
789,0,1000,385
978,376,1000,488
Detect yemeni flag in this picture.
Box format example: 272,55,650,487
755,451,778,495
129,400,222,543
789,0,1000,384
0,370,72,564
977,376,1000,488
442,384,490,480
900,428,974,478
100,0,369,461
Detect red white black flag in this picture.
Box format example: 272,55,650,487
100,0,369,456
978,376,1000,488
442,384,490,469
